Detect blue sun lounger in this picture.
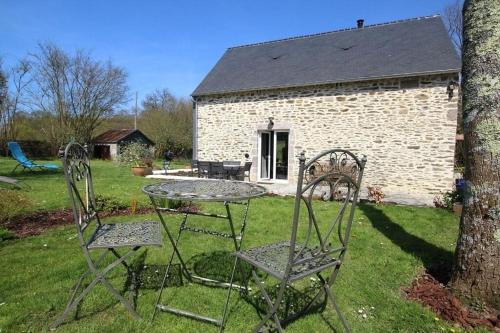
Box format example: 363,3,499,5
7,141,59,172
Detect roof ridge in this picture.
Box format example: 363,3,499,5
228,14,441,50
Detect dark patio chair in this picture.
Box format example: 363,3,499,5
51,142,162,329
242,161,252,181
223,160,240,167
223,161,241,180
163,150,174,175
191,159,198,176
209,161,226,179
197,160,210,178
221,149,366,332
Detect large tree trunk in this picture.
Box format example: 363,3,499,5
450,0,500,308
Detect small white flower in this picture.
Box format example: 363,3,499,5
358,309,363,314
362,313,367,319
43,244,48,247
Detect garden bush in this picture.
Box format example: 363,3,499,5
94,194,128,212
117,142,154,167
0,190,33,223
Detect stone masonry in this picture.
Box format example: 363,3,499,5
194,74,459,205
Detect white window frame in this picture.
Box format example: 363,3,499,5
257,130,289,183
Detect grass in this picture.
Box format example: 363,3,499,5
0,157,483,332
0,157,189,211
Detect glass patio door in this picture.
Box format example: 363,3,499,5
260,131,272,179
259,131,289,181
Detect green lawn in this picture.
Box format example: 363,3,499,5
0,157,481,332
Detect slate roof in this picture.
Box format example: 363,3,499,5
92,129,153,144
192,15,460,97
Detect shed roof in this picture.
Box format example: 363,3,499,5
92,129,153,144
192,15,460,97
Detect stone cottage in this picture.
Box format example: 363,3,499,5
191,15,460,205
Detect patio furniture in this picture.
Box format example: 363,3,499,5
223,161,242,180
222,149,366,332
197,160,210,178
51,142,163,329
143,178,267,328
0,175,21,189
7,141,59,173
191,159,198,176
163,150,174,174
209,161,225,179
242,161,252,181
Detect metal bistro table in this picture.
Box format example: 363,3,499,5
142,178,267,328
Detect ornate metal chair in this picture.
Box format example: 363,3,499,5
221,149,366,332
51,142,162,329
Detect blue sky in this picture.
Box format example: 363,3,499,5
1,0,455,107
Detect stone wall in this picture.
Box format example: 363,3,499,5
195,74,459,205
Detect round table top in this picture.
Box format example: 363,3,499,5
142,178,268,202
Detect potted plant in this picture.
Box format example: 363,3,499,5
118,142,154,176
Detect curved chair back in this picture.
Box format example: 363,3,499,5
287,149,366,275
61,142,101,248
7,141,32,165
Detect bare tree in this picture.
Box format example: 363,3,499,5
142,88,176,111
0,58,32,143
450,0,500,307
139,89,192,157
444,0,463,53
29,43,129,145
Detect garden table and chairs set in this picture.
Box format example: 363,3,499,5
51,142,366,332
194,159,252,181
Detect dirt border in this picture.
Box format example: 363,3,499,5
404,273,499,331
1,207,154,238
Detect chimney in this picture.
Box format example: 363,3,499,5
357,19,364,28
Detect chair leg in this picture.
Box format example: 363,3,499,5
50,272,102,330
99,277,141,319
51,249,140,329
109,248,136,303
251,270,284,333
97,249,141,320
324,285,351,333
11,164,20,174
219,256,240,333
50,251,110,329
314,268,351,333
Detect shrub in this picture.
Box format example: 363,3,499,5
0,227,15,242
434,189,463,211
0,190,33,223
94,194,128,212
117,142,154,167
367,186,385,204
157,198,186,210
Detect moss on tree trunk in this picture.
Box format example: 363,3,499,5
450,0,500,308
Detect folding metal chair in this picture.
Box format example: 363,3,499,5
221,149,366,332
51,142,162,329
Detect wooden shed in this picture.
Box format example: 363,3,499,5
92,129,154,160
